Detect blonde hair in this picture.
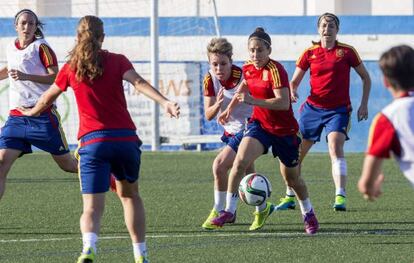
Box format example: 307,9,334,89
207,38,233,60
68,16,104,82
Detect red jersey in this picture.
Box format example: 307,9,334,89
366,113,401,158
297,41,361,109
243,59,298,136
55,51,136,139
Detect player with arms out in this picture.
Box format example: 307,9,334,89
201,38,253,230
214,28,319,234
359,45,414,200
21,16,180,263
276,13,371,212
0,9,77,202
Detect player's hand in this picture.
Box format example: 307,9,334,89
218,109,230,125
215,88,224,107
8,69,28,81
236,91,253,105
358,173,384,201
16,106,40,117
164,101,180,118
357,104,368,122
290,88,299,103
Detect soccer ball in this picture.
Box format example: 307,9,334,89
238,173,272,206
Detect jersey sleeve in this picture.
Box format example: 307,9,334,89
39,43,58,68
296,49,310,71
348,46,362,68
54,63,71,92
118,54,134,76
203,73,215,96
366,113,401,158
269,63,289,89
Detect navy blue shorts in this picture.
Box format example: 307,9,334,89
221,129,244,152
78,129,142,194
244,121,301,167
299,102,351,142
0,108,69,155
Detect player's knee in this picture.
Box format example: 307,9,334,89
57,158,78,173
213,161,230,179
117,184,139,199
233,158,249,174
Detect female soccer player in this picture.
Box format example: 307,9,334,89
276,13,371,212
21,16,180,263
201,38,253,230
359,45,414,200
212,28,319,234
0,9,77,201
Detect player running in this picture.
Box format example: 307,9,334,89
213,27,319,234
201,38,253,230
276,13,371,212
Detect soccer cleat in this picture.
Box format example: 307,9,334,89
135,255,149,263
275,196,296,210
249,202,275,231
201,209,220,230
77,247,95,263
333,195,346,211
303,209,319,235
211,210,236,228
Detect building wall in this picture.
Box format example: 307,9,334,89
1,0,414,17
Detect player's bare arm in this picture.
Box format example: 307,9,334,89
238,86,290,110
19,84,62,117
204,87,224,121
354,63,371,121
290,67,306,103
123,69,180,118
0,66,8,80
8,65,58,85
358,155,384,201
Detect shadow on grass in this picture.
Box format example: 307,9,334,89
7,177,78,183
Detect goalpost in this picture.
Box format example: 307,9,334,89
150,0,220,150
0,0,221,151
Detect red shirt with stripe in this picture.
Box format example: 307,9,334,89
54,51,136,139
297,41,361,109
366,113,401,158
203,65,242,96
242,59,298,136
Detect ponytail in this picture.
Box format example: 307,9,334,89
68,16,104,82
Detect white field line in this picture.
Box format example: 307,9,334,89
0,231,388,243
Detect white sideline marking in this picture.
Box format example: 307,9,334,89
0,231,387,243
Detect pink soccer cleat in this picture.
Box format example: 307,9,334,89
303,209,319,235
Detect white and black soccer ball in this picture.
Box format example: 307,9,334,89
238,173,272,206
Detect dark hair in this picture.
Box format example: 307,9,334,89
379,45,414,91
248,27,271,48
14,9,44,39
317,12,340,28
